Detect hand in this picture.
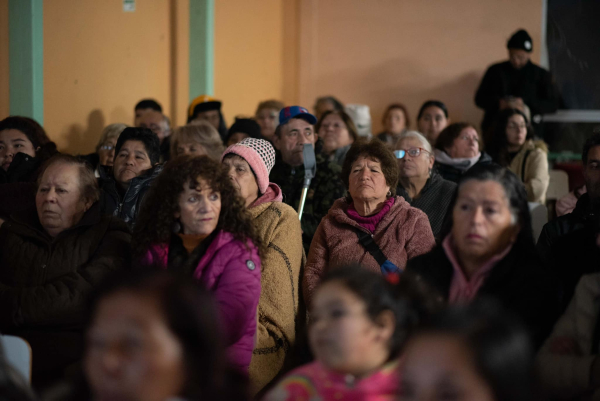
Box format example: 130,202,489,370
548,336,582,355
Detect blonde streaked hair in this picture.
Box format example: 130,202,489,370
95,123,127,152
170,121,225,161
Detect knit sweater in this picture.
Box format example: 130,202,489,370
248,184,305,394
304,196,435,303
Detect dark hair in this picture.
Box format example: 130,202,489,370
134,99,163,112
382,103,411,129
226,118,262,143
315,110,359,142
342,139,399,201
85,270,247,400
440,163,534,250
314,96,344,113
582,132,600,166
487,109,534,165
38,154,100,205
435,122,481,153
413,300,534,401
0,116,52,149
132,155,261,259
317,265,413,359
417,100,448,120
115,127,161,165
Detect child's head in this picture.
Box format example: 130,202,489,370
400,301,534,401
309,265,410,377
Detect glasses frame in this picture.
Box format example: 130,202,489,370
394,147,431,159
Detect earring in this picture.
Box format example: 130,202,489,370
171,220,181,234
387,190,392,197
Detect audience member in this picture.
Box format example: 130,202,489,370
98,127,162,228
488,108,549,203
313,96,344,121
376,103,410,148
401,301,535,401
81,123,127,177
170,122,224,160
255,100,285,142
187,95,228,141
270,106,346,252
133,98,162,127
475,29,559,132
222,138,304,393
395,131,457,239
133,155,261,373
304,140,435,302
0,154,130,387
61,271,248,401
264,266,409,400
406,164,558,346
315,110,359,167
416,100,449,146
0,341,37,401
137,109,171,162
226,117,262,146
434,123,492,183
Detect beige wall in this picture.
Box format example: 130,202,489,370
0,0,8,119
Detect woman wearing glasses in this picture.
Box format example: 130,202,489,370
395,131,457,240
488,108,549,203
82,123,128,177
433,123,493,183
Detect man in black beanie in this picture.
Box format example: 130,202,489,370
475,29,559,133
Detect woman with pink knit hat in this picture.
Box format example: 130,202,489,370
222,138,304,395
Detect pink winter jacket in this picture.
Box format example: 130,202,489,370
146,230,261,372
304,196,435,303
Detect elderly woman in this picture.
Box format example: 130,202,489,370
133,155,261,373
434,122,493,183
395,131,457,239
315,110,359,166
170,121,225,160
304,139,435,302
221,138,303,394
416,100,450,145
406,164,558,347
82,123,127,177
255,99,285,142
0,154,131,386
377,103,411,148
488,108,549,203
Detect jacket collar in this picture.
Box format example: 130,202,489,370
328,195,409,234
250,182,283,210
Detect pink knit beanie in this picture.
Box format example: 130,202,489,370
221,138,276,193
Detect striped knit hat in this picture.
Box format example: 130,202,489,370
221,138,276,193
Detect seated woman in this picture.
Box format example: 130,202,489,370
255,100,285,142
81,123,127,177
406,164,558,347
401,301,535,401
434,123,493,183
98,127,162,228
170,121,225,160
395,131,457,240
66,271,247,401
0,154,131,387
264,266,409,400
315,110,359,166
221,138,304,394
304,139,435,302
488,108,549,204
416,100,450,146
377,103,411,148
225,118,262,147
133,155,261,373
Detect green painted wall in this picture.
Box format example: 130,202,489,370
189,0,214,100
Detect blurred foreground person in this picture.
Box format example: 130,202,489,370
416,100,449,146
133,156,261,372
264,266,409,400
255,100,284,142
400,301,535,401
170,122,224,160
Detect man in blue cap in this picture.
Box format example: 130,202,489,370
270,106,346,252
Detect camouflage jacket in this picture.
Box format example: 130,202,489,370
270,154,346,253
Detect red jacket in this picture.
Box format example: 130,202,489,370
304,196,435,303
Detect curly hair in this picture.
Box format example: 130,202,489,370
132,155,261,259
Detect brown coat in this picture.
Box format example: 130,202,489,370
304,196,435,302
247,199,304,394
508,140,549,203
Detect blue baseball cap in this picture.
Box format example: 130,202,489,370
279,106,318,126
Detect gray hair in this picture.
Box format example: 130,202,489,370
396,130,433,155
96,123,127,152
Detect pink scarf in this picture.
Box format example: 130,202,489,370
347,197,395,233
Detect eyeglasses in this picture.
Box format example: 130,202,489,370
394,147,430,159
100,145,115,151
507,123,527,131
459,135,479,143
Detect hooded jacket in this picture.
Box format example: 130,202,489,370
304,196,435,303
146,230,261,373
247,183,305,394
507,139,549,203
98,164,163,228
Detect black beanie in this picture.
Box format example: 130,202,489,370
507,29,533,52
226,118,261,142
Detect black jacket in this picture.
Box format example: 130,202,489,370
406,243,559,348
434,152,493,184
98,164,163,228
0,152,48,220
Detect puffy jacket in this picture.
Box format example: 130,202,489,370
0,203,131,382
508,140,549,203
146,230,261,372
98,164,163,228
434,152,493,183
